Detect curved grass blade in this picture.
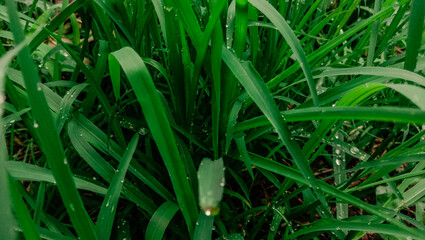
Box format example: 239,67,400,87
248,0,319,106
145,201,180,240
266,5,393,89
56,83,89,133
96,134,139,240
68,120,157,212
72,114,175,202
6,1,97,238
109,47,197,234
302,83,387,159
222,45,329,210
235,135,254,179
28,0,84,52
7,161,107,195
287,218,423,239
315,67,425,87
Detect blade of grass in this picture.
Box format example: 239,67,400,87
248,0,319,106
287,218,424,239
0,42,24,239
67,120,157,212
193,212,215,240
404,0,425,71
6,1,97,239
109,47,198,235
235,106,425,132
7,161,107,195
222,45,329,212
8,176,41,239
145,201,180,240
367,0,382,66
96,134,139,240
333,131,348,220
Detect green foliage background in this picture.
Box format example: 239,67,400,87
1,0,425,239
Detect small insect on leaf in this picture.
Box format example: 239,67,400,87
198,158,225,216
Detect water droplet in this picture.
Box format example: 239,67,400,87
350,147,359,154
335,159,341,165
93,177,97,180
64,158,68,164
205,210,211,216
69,204,75,211
37,83,42,91
33,121,39,128
335,149,341,154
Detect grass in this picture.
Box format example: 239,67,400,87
1,0,425,239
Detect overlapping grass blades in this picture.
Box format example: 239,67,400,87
6,1,96,238
2,0,425,238
109,47,197,235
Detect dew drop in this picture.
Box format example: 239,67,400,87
350,147,359,154
335,159,341,165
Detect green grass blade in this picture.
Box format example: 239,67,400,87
248,0,319,106
67,120,157,212
7,161,107,195
73,113,176,201
8,176,41,239
367,0,381,66
234,136,254,179
145,201,180,240
404,0,425,71
221,45,329,210
96,134,139,240
109,47,198,235
315,67,425,87
234,0,248,57
333,132,348,220
0,39,26,240
210,0,224,159
193,212,215,240
6,1,97,239
287,218,424,239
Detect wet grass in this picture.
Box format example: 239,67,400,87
1,0,425,239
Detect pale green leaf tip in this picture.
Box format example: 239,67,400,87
198,157,225,215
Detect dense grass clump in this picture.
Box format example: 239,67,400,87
1,0,425,239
